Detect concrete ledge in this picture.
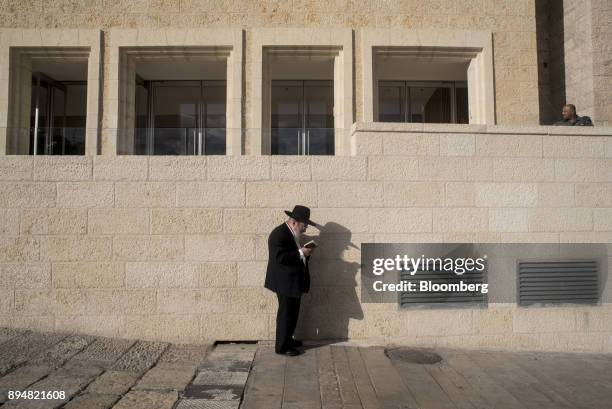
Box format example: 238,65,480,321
351,122,612,137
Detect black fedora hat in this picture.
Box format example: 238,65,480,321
284,205,316,226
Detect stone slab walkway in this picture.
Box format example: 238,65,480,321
242,343,612,409
2,328,612,409
176,343,256,409
0,327,214,408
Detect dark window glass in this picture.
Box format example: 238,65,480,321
271,80,334,155
378,81,468,125
134,80,149,155
133,80,227,155
412,87,451,123
152,82,199,155
455,87,469,124
378,85,404,122
29,73,86,155
203,84,226,155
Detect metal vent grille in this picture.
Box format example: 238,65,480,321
399,265,487,309
518,259,599,306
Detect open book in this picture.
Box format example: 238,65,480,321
303,240,318,248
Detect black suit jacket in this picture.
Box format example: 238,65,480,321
264,223,310,298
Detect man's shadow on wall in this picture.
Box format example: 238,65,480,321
294,222,363,347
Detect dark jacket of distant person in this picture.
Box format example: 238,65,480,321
554,116,594,126
554,104,594,126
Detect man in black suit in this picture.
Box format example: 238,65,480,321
264,205,316,356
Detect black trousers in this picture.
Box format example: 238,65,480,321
275,293,301,353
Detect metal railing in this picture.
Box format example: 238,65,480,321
30,127,86,155
2,127,340,156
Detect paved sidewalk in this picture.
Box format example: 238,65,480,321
242,343,612,409
0,327,250,409
2,328,612,409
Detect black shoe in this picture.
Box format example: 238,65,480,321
290,338,303,347
276,347,302,356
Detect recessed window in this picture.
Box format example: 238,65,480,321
263,47,341,156
117,47,230,155
7,48,90,155
372,47,475,124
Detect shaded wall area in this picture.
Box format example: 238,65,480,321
536,0,612,126
591,0,612,127
535,0,565,124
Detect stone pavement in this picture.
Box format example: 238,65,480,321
176,343,255,409
2,327,612,409
242,343,612,409
0,327,255,409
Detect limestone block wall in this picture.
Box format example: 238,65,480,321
561,0,596,122
556,0,612,126
590,0,612,127
0,0,540,131
1,124,611,353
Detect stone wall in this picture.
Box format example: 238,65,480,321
0,0,540,128
1,123,611,353
562,0,596,123
591,0,612,127
546,0,612,126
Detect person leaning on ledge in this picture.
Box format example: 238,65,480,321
264,205,317,356
554,103,594,126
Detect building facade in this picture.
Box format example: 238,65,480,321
0,0,611,353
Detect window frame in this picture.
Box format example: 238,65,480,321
361,28,495,125
0,29,102,155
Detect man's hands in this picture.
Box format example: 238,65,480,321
300,246,314,257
